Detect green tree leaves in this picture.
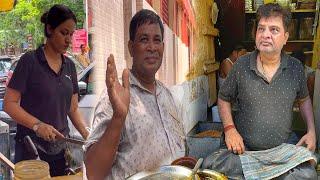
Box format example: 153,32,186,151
0,0,85,50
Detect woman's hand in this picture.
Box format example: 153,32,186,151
35,122,65,142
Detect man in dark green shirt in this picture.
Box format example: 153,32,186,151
216,3,316,179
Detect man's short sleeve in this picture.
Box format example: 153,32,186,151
296,63,309,100
8,52,34,93
218,62,239,103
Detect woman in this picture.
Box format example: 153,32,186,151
4,4,89,177
218,44,246,88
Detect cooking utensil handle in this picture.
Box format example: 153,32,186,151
0,152,14,170
24,136,40,160
192,158,203,172
191,158,203,180
64,137,85,145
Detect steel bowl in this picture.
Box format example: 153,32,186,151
126,165,200,180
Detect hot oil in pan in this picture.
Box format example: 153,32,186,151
139,173,190,180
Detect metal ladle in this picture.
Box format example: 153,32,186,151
191,158,203,179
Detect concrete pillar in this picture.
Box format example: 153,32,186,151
189,0,219,106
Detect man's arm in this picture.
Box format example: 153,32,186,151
220,60,233,79
307,75,315,101
297,97,316,152
86,56,91,65
85,116,125,179
85,54,130,179
218,98,245,154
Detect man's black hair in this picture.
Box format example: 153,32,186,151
129,9,164,41
256,3,291,32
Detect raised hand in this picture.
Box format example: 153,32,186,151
105,54,130,121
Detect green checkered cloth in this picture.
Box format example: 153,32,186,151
239,143,317,180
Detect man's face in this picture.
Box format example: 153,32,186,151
129,23,164,76
81,45,86,53
255,16,289,55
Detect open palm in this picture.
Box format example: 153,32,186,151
105,54,130,120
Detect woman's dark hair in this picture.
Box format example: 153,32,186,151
129,9,164,41
256,3,291,32
41,4,77,38
233,44,246,52
228,43,246,55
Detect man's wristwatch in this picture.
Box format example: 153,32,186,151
32,121,42,132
